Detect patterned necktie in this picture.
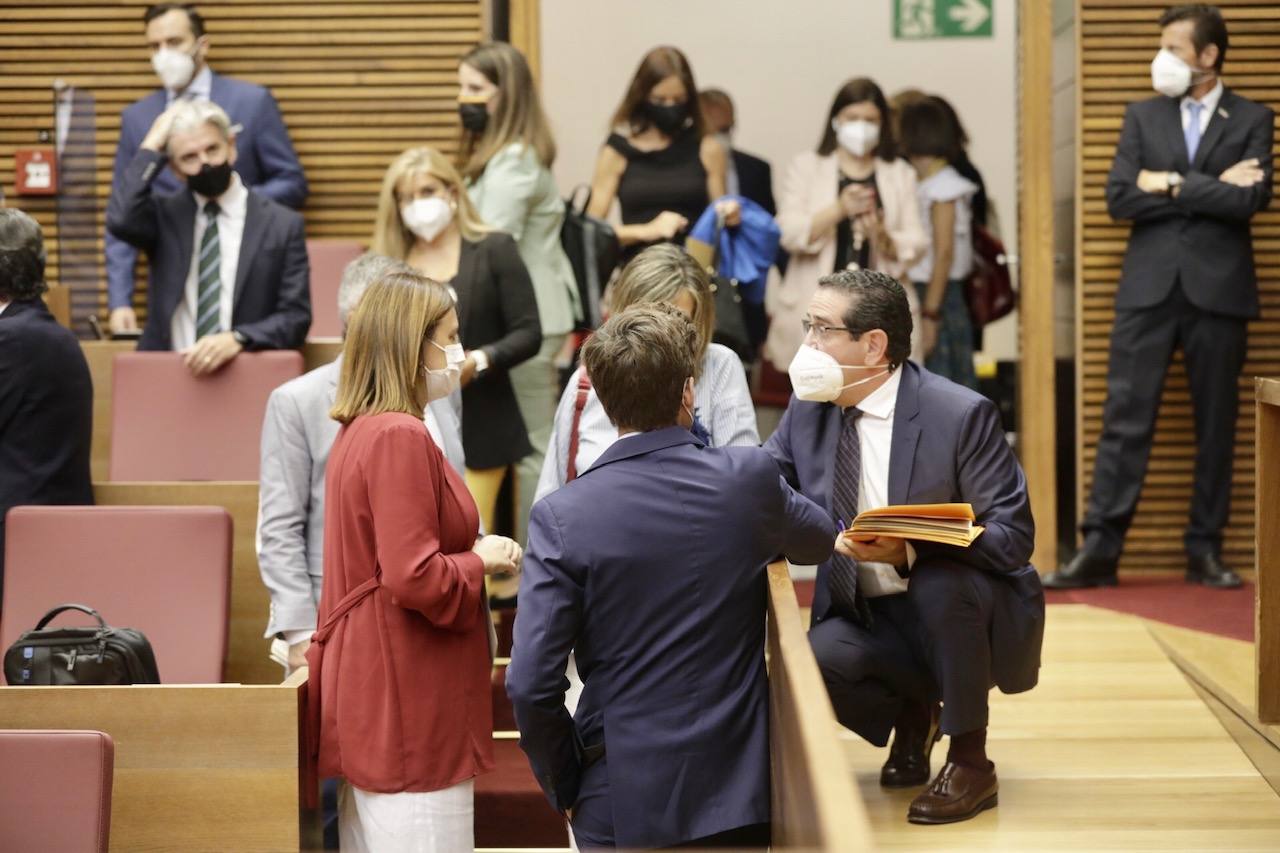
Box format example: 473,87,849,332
196,200,222,340
1185,101,1203,162
827,407,864,621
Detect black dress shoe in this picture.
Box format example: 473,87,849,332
1186,553,1243,589
1042,550,1118,589
880,703,942,788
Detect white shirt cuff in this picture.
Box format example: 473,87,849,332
904,541,918,570
471,348,490,375
281,629,312,646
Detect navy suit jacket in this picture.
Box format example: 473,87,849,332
764,362,1044,693
0,299,94,603
106,72,308,309
107,149,311,352
1105,88,1273,319
506,427,833,849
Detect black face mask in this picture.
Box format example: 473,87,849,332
643,101,689,135
187,160,233,198
459,102,489,133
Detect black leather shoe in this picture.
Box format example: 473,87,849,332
880,703,942,788
1042,550,1118,589
1186,553,1243,589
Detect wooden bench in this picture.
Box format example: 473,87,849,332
0,670,307,852
766,561,873,849
1256,378,1280,723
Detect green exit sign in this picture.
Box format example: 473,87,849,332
894,0,993,39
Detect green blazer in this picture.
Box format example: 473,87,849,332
468,143,581,337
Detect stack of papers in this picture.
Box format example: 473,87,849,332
842,503,985,548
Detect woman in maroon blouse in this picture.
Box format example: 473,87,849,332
306,269,522,851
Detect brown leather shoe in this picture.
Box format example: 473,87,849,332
880,703,942,788
907,761,998,825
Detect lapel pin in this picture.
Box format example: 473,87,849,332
1218,107,1229,119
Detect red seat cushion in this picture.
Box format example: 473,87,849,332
110,351,303,481
0,730,114,853
306,240,364,338
2,505,232,683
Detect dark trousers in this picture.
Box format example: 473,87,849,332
1082,283,1247,559
809,562,997,745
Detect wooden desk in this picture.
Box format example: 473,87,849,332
0,671,305,852
44,285,72,328
767,562,873,850
95,482,276,685
1256,378,1280,723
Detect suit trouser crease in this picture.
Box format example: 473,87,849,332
1083,285,1246,558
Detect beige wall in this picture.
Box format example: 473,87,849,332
540,0,1020,359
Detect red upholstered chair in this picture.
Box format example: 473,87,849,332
109,351,303,481
0,730,115,853
1,506,232,683
306,239,364,338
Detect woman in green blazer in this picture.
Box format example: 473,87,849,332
457,42,580,564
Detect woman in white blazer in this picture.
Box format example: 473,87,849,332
764,77,928,374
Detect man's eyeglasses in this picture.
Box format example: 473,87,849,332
801,319,856,342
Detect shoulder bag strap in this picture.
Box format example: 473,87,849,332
565,371,594,483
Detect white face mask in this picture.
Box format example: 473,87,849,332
401,197,454,243
788,343,889,402
152,47,197,92
423,340,465,402
1151,48,1206,98
833,119,880,157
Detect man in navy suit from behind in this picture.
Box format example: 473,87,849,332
506,303,834,850
0,210,93,607
764,269,1044,825
107,3,307,336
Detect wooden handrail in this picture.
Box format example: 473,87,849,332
767,562,874,850
1255,378,1280,722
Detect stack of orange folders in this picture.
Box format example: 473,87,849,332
841,503,985,548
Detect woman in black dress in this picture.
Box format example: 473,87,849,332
586,46,736,264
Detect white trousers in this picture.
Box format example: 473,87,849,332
339,779,475,853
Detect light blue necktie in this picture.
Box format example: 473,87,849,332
1185,101,1203,162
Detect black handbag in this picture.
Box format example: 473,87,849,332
4,603,160,686
560,186,620,329
705,215,752,361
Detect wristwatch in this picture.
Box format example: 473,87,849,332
231,329,249,347
1166,172,1184,195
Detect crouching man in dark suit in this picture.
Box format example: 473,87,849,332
506,303,835,850
764,268,1044,824
107,99,310,375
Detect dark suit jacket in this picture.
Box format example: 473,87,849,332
106,149,311,352
1106,88,1274,319
455,232,542,469
732,148,776,216
0,299,94,601
107,72,308,309
506,428,834,849
764,362,1044,694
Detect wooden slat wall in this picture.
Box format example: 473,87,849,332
0,0,484,334
1078,0,1280,571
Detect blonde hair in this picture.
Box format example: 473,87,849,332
458,42,556,181
608,244,714,376
370,147,491,260
330,270,455,424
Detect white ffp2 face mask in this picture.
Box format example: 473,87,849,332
833,119,881,157
1151,48,1202,98
788,343,889,402
401,197,454,243
152,47,197,92
423,341,465,401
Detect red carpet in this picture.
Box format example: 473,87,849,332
793,576,1254,642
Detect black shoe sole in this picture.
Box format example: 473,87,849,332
1184,573,1243,589
880,772,931,789
908,792,999,825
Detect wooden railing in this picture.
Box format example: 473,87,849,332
1255,378,1280,723
767,562,874,850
